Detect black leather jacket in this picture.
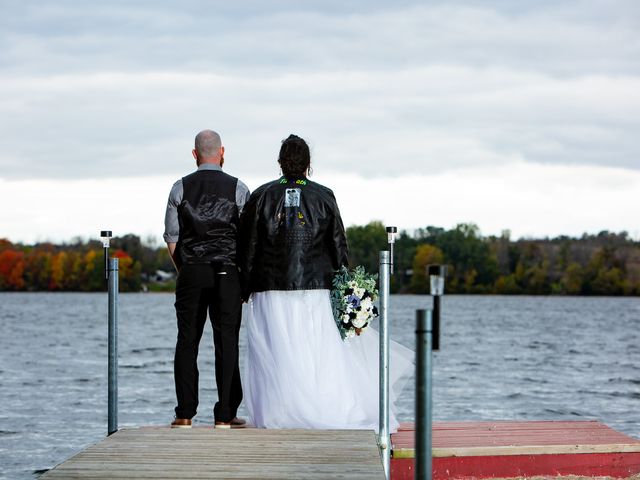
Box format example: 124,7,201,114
238,175,349,295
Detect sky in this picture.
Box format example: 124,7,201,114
1,0,638,244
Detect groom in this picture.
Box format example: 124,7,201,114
163,129,250,428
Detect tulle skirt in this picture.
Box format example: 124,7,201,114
244,289,414,432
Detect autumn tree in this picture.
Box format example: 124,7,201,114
411,244,445,293
49,251,67,290
0,249,25,290
113,249,142,292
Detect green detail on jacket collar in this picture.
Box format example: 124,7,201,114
279,176,307,185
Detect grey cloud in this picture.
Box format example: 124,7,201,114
1,1,638,76
0,1,638,179
1,67,637,180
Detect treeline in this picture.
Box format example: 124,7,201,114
1,223,639,295
348,222,640,295
0,235,173,292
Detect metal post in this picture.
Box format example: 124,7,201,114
108,257,119,436
415,309,433,480
378,250,391,478
432,296,441,351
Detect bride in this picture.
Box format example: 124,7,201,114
238,134,413,432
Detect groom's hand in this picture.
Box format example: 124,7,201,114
166,242,181,273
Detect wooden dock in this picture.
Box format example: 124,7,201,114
40,421,640,479
41,427,385,479
391,420,640,479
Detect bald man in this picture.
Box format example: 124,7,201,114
163,130,250,428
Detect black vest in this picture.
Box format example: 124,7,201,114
177,169,239,265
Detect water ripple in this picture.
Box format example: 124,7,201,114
2,292,639,479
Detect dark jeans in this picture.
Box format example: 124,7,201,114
174,263,243,422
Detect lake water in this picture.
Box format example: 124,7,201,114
0,293,639,479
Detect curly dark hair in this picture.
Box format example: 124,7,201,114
278,134,310,176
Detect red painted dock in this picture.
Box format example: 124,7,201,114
391,421,640,479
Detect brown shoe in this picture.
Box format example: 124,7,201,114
230,417,247,429
171,418,192,429
214,421,231,429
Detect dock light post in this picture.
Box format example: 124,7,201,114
428,265,447,351
378,250,391,479
378,227,398,478
415,265,445,480
102,230,119,436
379,226,397,478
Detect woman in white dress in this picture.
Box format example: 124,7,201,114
238,134,413,432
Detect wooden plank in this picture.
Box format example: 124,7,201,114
390,421,640,479
42,427,385,479
392,420,640,457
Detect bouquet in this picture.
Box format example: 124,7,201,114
330,266,379,340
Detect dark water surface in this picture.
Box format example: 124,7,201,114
0,293,638,479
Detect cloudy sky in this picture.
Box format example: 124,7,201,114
1,0,638,243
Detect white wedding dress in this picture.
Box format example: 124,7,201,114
244,289,414,432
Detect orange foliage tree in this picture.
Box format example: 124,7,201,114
112,249,142,291
0,249,26,290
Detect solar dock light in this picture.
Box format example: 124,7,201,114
101,229,118,436
386,226,397,275
100,230,112,280
428,264,447,351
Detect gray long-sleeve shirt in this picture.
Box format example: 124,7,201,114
163,164,251,243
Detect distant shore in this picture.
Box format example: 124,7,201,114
1,223,639,295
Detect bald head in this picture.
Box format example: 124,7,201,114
193,130,223,165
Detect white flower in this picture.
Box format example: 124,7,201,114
352,315,367,328
361,298,373,310
354,287,365,298
348,281,357,289
342,314,350,323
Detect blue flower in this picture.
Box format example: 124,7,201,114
347,294,361,309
